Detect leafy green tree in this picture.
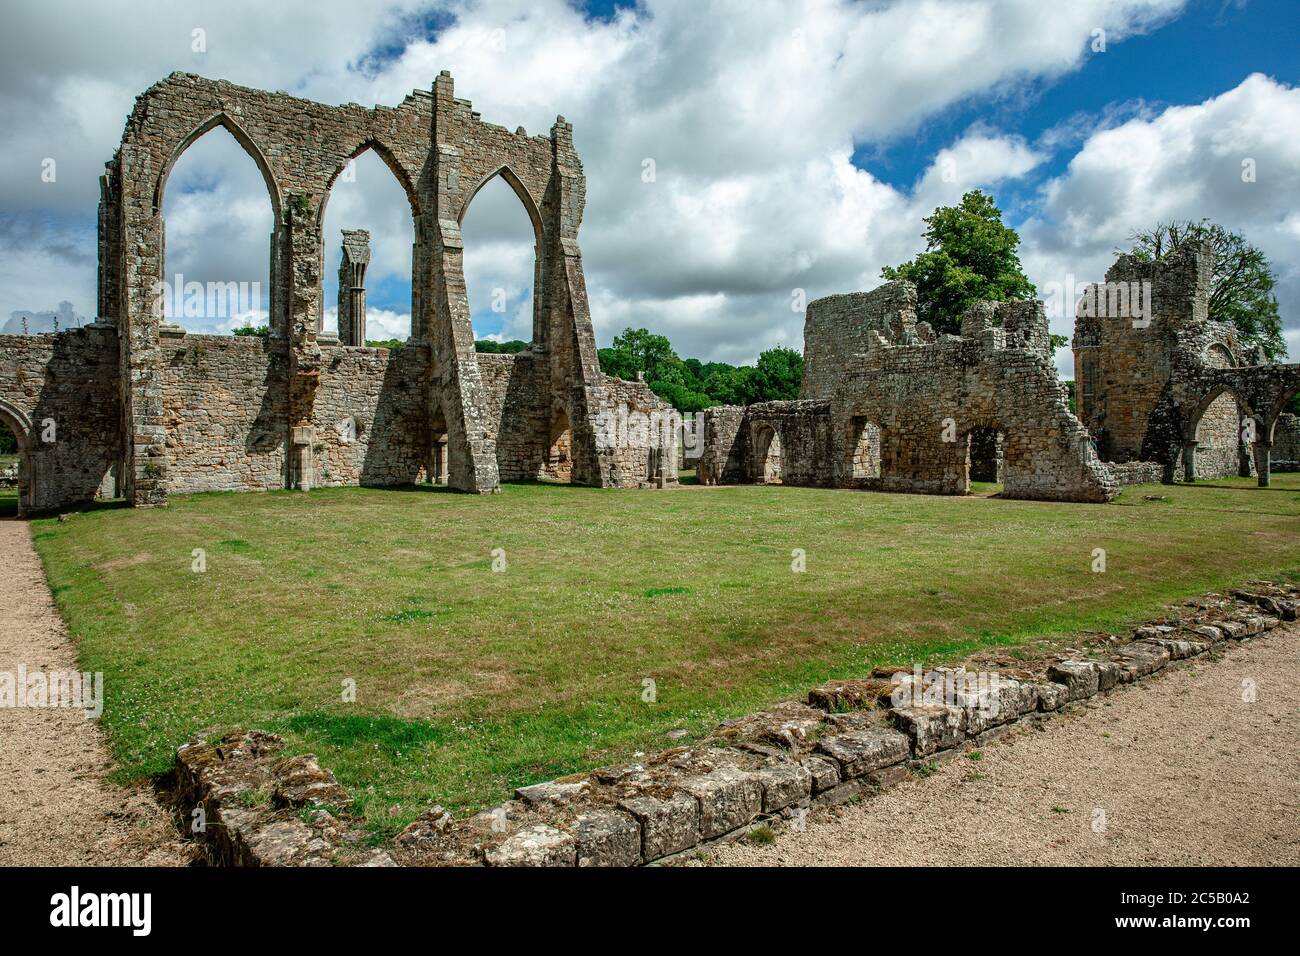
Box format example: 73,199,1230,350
1123,220,1285,360
597,328,807,411
475,339,529,354
751,347,803,401
0,422,16,455
234,325,269,337
882,189,1036,335
611,327,679,381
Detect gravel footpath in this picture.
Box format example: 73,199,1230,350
0,519,189,866
707,624,1300,866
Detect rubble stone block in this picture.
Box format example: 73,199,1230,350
515,780,591,806
485,824,576,867
754,761,813,812
815,727,911,776
960,677,1039,734
680,767,764,839
1192,624,1224,642
1035,682,1070,710
887,706,966,756
1112,642,1171,680
1046,661,1100,701
619,793,700,861
572,810,641,868
800,755,841,794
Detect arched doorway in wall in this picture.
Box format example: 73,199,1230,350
459,169,543,347
321,146,416,346
1196,344,1249,479
753,425,783,484
967,425,1005,491
428,399,450,486
160,123,274,334
0,403,33,518
1270,386,1300,462
844,415,881,484
1188,386,1248,481
539,408,573,482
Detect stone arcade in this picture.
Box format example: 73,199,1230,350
2,76,1297,516
0,72,673,515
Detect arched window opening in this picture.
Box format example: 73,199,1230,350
161,125,273,334
754,426,783,484
322,148,414,345
539,409,572,482
460,173,539,347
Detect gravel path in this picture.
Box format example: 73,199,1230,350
708,624,1300,866
0,519,188,866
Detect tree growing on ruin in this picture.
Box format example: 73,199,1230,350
1123,220,1285,361
882,189,1037,336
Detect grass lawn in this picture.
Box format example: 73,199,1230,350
0,453,17,518
30,475,1300,835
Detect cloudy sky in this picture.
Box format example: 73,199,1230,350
1,0,1297,376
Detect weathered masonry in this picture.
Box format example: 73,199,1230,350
700,281,1118,502
0,72,672,514
699,242,1298,501
1073,242,1300,486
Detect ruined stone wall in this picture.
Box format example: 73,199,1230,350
159,333,288,494
158,334,434,494
1273,413,1300,470
597,375,680,487
1072,245,1222,464
745,401,837,487
0,328,121,513
1073,243,1299,486
801,283,919,401
313,344,430,487
697,406,748,485
476,351,547,481
703,283,1115,502
86,69,646,505
836,327,1115,502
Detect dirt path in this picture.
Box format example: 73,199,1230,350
708,624,1300,866
0,519,188,866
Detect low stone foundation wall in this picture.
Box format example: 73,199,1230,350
1107,460,1165,486
172,583,1298,866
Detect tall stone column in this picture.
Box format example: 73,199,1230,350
337,229,370,346
1181,440,1198,482
118,144,169,507
1253,441,1271,487
546,116,618,487
286,201,322,491
424,71,500,493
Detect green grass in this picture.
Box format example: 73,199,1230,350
29,475,1300,835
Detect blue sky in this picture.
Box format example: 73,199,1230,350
1,0,1297,375
860,0,1299,198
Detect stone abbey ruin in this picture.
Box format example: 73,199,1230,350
1,72,1298,516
